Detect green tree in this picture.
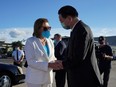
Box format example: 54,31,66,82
11,41,23,50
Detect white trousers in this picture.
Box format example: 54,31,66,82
27,83,52,87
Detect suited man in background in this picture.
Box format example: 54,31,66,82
57,5,102,87
54,33,66,87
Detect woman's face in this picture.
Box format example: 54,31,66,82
38,22,51,36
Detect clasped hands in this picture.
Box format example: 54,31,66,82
14,60,21,64
48,60,63,70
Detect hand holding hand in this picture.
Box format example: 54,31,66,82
48,60,63,70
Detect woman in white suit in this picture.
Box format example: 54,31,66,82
24,18,61,87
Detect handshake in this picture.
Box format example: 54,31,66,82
48,60,63,70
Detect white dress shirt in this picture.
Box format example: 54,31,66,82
12,49,24,61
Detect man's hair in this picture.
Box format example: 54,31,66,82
15,42,20,47
58,5,78,18
54,33,61,38
98,36,106,41
33,18,48,37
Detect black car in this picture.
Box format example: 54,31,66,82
0,63,25,87
112,56,116,60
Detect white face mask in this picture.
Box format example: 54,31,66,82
15,47,18,50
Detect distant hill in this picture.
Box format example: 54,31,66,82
61,36,116,46
94,36,116,46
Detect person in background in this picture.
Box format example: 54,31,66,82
24,18,62,87
96,36,113,87
12,42,24,68
57,5,102,87
54,33,66,87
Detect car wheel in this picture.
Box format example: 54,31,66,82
0,74,12,87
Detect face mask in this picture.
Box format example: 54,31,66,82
15,47,19,50
54,39,57,44
42,30,50,38
61,22,70,29
99,41,104,45
54,39,60,46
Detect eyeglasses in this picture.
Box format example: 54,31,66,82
43,26,51,31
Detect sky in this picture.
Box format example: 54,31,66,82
0,0,116,44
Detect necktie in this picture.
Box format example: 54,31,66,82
16,50,18,61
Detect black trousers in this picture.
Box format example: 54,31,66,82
99,68,111,87
67,72,101,87
55,69,66,87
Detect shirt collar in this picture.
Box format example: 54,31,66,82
55,40,61,46
71,18,80,31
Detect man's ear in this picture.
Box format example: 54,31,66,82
67,16,72,22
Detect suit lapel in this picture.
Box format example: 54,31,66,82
34,37,49,60
67,21,81,57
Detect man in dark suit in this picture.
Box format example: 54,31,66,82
57,5,102,87
54,33,66,87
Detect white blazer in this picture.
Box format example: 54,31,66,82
24,36,56,84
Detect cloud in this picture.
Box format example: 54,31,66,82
0,37,7,41
9,29,26,38
0,30,9,42
0,27,32,43
0,27,70,43
51,27,116,38
0,27,115,43
92,27,116,37
8,28,33,39
50,28,70,37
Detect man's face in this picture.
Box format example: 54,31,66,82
54,35,58,41
59,15,70,29
59,15,65,23
99,40,105,45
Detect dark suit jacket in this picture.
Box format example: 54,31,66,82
63,21,102,87
55,41,66,60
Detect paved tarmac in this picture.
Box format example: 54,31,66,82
0,58,116,87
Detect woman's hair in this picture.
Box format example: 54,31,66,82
33,18,48,37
